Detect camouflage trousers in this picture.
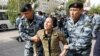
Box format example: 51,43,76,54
66,48,91,56
24,47,43,56
24,47,33,56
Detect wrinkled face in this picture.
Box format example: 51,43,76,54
69,8,83,20
44,17,53,30
21,10,33,19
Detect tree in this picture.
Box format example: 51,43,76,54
45,1,58,14
32,0,39,11
89,5,100,15
7,0,18,24
66,0,74,15
7,0,36,24
44,0,66,14
75,0,85,3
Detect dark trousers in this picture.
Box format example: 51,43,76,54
24,42,43,56
93,31,100,56
24,47,33,56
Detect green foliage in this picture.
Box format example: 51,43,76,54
7,0,18,24
34,3,39,11
33,0,39,11
89,5,100,15
33,0,37,2
6,0,33,24
75,0,85,3
66,0,74,15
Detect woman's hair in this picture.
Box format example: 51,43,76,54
46,16,57,28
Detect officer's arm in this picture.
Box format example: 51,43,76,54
19,22,32,41
31,31,41,42
62,22,69,38
31,35,40,42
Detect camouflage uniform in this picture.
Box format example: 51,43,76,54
19,14,44,56
92,15,100,38
63,14,93,56
16,16,21,29
35,29,67,56
92,15,100,56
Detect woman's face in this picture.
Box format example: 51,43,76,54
44,17,53,30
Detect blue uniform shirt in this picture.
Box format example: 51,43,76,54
92,15,100,37
19,14,44,48
63,14,92,51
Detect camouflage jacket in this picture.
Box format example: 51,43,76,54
19,14,44,48
35,29,67,56
63,14,93,52
92,15,100,37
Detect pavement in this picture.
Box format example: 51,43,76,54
0,30,96,56
0,30,25,56
0,30,19,42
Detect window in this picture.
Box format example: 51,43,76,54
0,12,8,20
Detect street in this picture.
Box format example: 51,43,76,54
0,30,96,56
0,30,25,56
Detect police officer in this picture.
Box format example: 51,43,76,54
19,4,44,56
63,2,93,56
92,13,100,56
16,13,22,29
15,13,24,42
92,13,100,39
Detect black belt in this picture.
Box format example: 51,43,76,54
48,38,51,56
